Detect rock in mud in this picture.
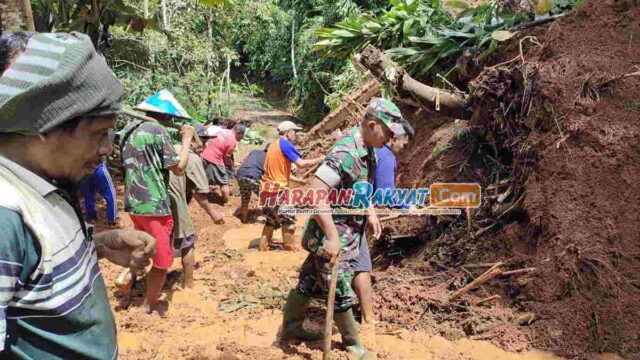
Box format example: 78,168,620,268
517,312,536,326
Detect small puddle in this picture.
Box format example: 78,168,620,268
222,216,307,250
223,225,272,249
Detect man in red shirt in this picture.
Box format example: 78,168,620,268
201,124,247,204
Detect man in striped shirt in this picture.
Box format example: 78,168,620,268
0,32,155,360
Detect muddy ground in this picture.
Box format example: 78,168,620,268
93,180,624,360
95,192,553,360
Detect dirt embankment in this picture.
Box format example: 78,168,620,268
511,2,640,356
300,1,640,358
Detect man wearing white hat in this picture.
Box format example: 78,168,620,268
259,121,324,251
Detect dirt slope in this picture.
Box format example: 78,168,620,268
399,1,640,357
515,1,640,356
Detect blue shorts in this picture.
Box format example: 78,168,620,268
349,237,372,272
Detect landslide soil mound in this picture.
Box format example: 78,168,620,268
301,1,639,358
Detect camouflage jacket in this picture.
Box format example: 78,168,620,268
301,126,376,260
121,120,179,216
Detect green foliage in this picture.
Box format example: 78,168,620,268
200,0,235,8
249,123,273,137
313,0,530,80
240,130,266,145
108,0,263,126
550,0,584,14
431,145,443,157
232,0,392,123
31,0,414,128
30,0,155,47
237,0,293,83
444,1,470,9
324,62,368,110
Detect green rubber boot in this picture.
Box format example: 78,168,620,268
335,309,373,360
281,290,322,341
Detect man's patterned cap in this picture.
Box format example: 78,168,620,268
364,98,414,138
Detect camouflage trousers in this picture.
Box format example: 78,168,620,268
262,190,296,230
295,253,356,311
237,177,260,204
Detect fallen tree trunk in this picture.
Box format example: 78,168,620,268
356,46,470,120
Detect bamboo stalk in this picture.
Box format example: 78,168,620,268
463,262,499,269
390,234,414,240
475,294,501,305
379,214,402,223
501,268,536,277
449,262,503,301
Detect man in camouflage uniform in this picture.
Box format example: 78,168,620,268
281,98,413,360
120,98,195,313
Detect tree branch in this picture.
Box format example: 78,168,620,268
355,46,469,119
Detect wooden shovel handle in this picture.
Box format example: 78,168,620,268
323,257,340,360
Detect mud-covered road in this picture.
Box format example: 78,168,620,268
90,184,621,360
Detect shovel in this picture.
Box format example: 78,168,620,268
323,256,340,360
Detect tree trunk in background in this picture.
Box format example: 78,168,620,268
20,0,35,31
290,10,297,78
225,53,231,99
357,46,470,119
162,0,169,29
207,8,213,40
207,9,215,110
144,0,149,18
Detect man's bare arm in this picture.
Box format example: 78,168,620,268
309,176,341,261
169,126,195,175
223,155,234,170
294,156,325,169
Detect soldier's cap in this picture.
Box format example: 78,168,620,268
389,123,406,138
364,98,414,138
277,120,303,132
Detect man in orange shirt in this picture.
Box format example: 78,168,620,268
201,124,247,204
259,121,324,251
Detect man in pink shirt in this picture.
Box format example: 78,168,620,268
201,124,247,203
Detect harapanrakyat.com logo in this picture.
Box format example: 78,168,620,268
259,182,481,216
